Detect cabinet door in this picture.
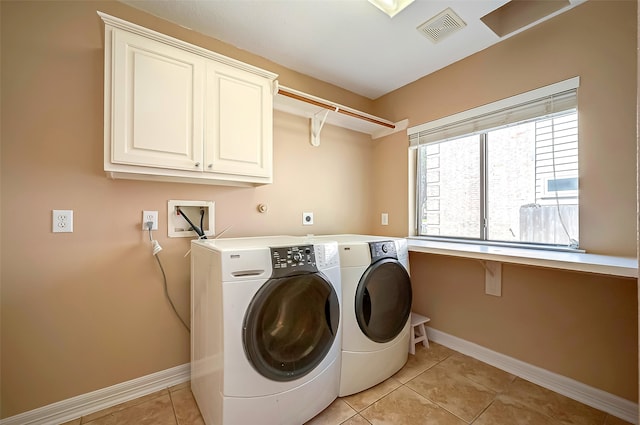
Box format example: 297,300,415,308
111,30,204,171
205,62,272,178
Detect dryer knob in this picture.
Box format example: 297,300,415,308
381,244,389,253
293,252,303,262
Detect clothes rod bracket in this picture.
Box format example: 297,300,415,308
310,109,332,146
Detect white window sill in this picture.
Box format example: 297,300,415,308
407,238,637,278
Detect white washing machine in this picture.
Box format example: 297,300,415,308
190,236,342,425
307,235,412,396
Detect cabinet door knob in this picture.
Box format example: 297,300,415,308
208,164,213,168
195,162,200,167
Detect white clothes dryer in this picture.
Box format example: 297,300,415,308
190,236,342,425
307,235,412,396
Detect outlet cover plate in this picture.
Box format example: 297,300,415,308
52,210,73,233
302,212,314,225
142,210,158,230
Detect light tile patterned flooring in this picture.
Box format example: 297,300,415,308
61,342,632,425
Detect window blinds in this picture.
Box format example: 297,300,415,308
408,77,579,148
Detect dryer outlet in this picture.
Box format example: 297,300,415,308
302,212,314,225
168,200,215,238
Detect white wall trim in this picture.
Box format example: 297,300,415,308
0,363,190,425
427,327,638,424
4,334,637,425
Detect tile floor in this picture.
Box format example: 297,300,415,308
61,342,633,425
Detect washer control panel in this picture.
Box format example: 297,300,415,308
369,241,398,262
270,245,318,277
314,242,340,269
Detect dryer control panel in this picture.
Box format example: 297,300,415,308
369,241,398,262
270,245,318,277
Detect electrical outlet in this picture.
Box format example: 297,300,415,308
142,210,158,230
52,210,73,233
381,213,389,225
302,212,314,225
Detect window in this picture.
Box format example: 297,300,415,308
410,78,579,249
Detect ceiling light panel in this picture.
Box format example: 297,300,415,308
417,8,467,43
367,0,415,18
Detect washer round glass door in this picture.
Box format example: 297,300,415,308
355,259,412,343
243,273,340,381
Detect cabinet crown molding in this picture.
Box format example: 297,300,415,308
98,11,278,81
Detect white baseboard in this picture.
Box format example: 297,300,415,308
427,327,639,424
4,334,638,425
0,363,190,425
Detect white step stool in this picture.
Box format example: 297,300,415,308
409,312,430,355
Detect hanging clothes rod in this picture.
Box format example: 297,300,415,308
276,86,396,130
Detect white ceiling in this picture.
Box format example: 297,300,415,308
122,0,586,99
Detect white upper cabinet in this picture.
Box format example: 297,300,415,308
100,12,277,186
111,29,205,171
205,61,272,178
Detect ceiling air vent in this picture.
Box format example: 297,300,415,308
417,8,466,43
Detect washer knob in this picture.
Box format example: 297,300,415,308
381,243,389,253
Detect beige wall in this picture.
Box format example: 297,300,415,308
411,255,638,400
0,1,375,417
374,0,638,257
1,0,638,418
372,0,639,402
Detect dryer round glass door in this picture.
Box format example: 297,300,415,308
355,259,412,343
243,273,340,382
